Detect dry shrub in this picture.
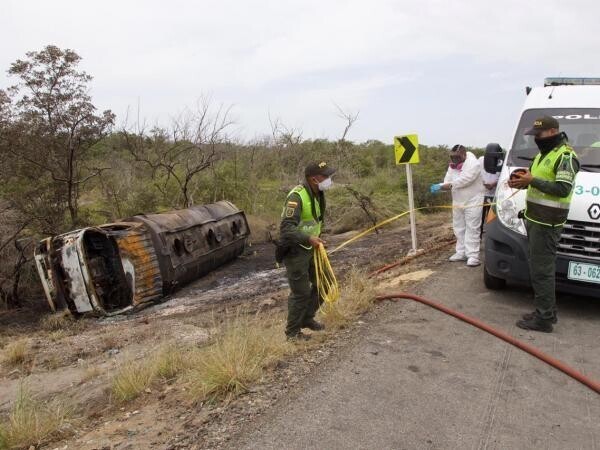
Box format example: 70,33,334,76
81,365,102,383
40,311,86,338
111,358,157,402
111,343,190,401
40,311,72,332
154,343,188,380
99,333,119,352
2,339,30,367
0,383,72,448
48,329,67,342
185,313,291,402
44,354,62,371
319,266,376,330
112,313,291,403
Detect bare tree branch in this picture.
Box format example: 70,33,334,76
122,96,235,208
333,102,359,142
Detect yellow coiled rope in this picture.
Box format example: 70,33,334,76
313,243,340,305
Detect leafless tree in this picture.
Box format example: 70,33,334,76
333,102,359,168
123,97,234,208
268,113,304,180
335,102,360,142
344,185,380,233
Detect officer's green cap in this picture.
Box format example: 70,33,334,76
524,116,560,135
305,161,336,177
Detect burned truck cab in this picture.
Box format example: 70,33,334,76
35,227,136,314
34,201,250,316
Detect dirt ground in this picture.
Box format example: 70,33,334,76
0,212,455,449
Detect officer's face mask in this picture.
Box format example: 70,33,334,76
317,177,333,191
534,132,563,153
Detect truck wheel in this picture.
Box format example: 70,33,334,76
484,266,506,290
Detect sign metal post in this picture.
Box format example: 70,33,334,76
394,134,420,255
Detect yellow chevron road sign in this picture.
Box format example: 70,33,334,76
394,134,419,164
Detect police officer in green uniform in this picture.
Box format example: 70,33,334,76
508,116,579,332
279,161,336,340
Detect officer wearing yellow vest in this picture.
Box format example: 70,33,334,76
508,116,579,333
279,161,335,340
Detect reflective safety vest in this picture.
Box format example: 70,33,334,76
525,144,576,227
287,185,322,250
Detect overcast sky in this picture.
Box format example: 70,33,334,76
2,0,600,147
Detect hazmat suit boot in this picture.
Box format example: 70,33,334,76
449,252,467,262
522,311,558,324
466,257,480,267
302,318,325,331
516,315,553,333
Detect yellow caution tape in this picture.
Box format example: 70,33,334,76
330,200,503,254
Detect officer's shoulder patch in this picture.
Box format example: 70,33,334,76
285,207,295,218
287,200,298,208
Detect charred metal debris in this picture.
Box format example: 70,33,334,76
34,201,250,316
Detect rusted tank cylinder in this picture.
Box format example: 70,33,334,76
126,201,250,294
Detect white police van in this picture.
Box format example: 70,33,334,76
483,78,600,297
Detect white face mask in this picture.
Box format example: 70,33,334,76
317,177,333,191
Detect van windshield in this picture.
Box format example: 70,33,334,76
508,108,600,171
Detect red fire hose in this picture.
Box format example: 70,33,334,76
376,292,600,395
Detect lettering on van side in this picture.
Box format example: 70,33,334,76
574,185,600,196
551,114,600,120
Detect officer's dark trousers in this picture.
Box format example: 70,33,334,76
525,220,562,319
283,247,322,336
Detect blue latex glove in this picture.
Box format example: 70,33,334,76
430,183,442,194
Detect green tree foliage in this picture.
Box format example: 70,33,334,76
4,45,114,231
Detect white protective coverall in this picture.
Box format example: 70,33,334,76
443,151,484,259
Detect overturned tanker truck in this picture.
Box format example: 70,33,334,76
34,201,250,316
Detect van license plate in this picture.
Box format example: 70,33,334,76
568,262,600,284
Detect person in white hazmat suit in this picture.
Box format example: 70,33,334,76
430,145,484,266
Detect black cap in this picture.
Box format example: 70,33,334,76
524,116,560,135
305,161,336,177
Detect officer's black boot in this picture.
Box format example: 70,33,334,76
516,315,553,333
286,331,311,341
522,311,558,324
302,318,325,331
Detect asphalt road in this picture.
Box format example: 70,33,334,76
233,252,600,450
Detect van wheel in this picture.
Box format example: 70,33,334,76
484,266,506,290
